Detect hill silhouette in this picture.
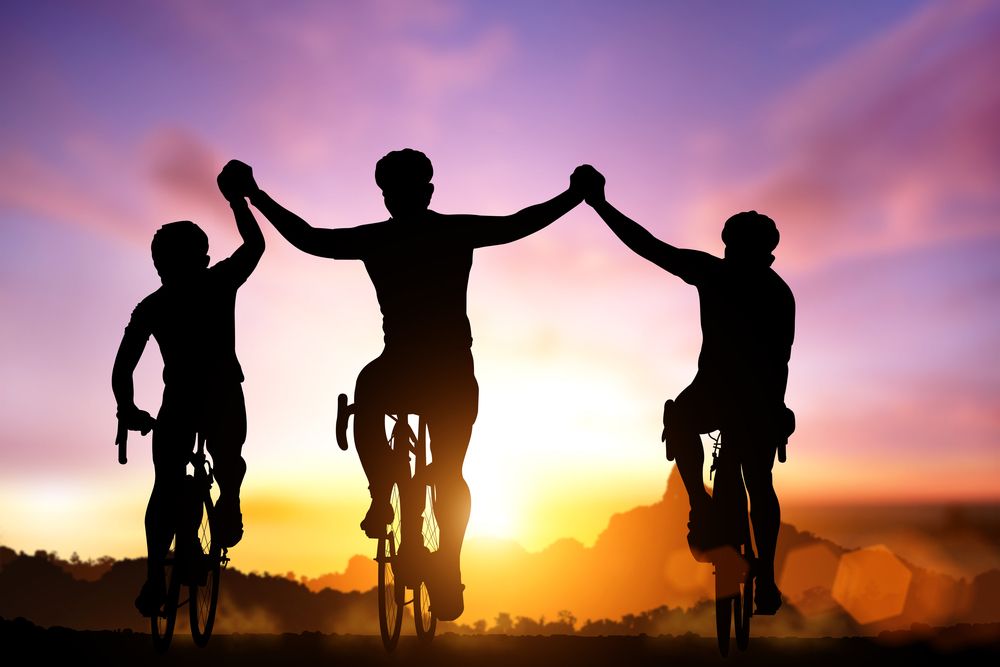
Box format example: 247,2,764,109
0,546,379,634
2,469,999,636
429,468,1000,632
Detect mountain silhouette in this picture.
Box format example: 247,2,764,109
434,468,1000,631
0,547,380,634
3,470,999,636
297,554,377,593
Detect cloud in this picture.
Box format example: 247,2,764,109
394,25,514,99
0,150,142,241
0,125,235,245
143,126,228,214
689,0,1000,270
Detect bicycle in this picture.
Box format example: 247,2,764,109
663,402,789,657
335,393,440,652
116,421,229,653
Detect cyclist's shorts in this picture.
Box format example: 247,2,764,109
673,375,793,449
355,347,478,424
153,381,247,474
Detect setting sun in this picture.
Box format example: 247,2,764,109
466,470,519,539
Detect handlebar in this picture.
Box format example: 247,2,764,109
778,442,787,463
115,418,155,465
116,422,128,465
336,393,353,451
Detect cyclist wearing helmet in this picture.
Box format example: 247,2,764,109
112,171,265,617
217,153,596,620
578,165,795,616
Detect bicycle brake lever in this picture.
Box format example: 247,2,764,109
336,393,352,451
116,421,128,465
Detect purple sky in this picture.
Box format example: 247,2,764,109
1,0,997,575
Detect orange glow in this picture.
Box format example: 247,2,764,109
832,546,912,625
781,543,842,617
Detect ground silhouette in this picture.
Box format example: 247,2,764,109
2,616,998,666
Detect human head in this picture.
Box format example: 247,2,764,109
375,149,434,218
721,211,779,266
151,221,209,284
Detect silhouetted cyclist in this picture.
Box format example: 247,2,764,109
220,152,592,620
112,170,264,617
579,166,794,615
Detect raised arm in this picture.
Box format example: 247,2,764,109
458,166,595,248
583,166,715,282
219,202,266,281
219,160,374,260
462,190,582,248
592,199,684,270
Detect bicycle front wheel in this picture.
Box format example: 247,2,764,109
715,570,739,657
736,547,753,651
414,581,437,640
151,539,181,653
414,482,438,640
189,491,222,647
378,483,404,652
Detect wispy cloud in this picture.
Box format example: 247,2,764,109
0,150,142,240
143,126,233,226
689,0,1000,269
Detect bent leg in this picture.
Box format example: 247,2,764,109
424,369,478,621
664,382,717,513
149,406,193,567
205,385,248,500
204,384,248,547
140,408,192,613
353,355,401,536
147,449,187,574
743,445,781,610
354,356,395,495
428,395,477,574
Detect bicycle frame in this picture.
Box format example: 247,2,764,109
707,431,754,656
116,423,227,652
707,427,789,656
336,394,439,651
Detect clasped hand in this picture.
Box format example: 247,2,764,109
217,159,259,203
570,164,606,206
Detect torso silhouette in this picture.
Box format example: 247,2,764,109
355,212,475,356
677,252,795,402
127,258,247,388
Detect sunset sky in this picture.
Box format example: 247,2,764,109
1,0,998,579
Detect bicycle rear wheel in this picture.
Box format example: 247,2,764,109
414,483,438,641
715,575,738,657
150,539,181,653
735,542,753,650
378,483,404,652
189,490,222,647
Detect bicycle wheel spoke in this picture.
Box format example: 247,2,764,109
151,536,180,653
423,486,440,552
389,484,402,540
378,528,403,651
199,513,211,553
190,490,221,647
